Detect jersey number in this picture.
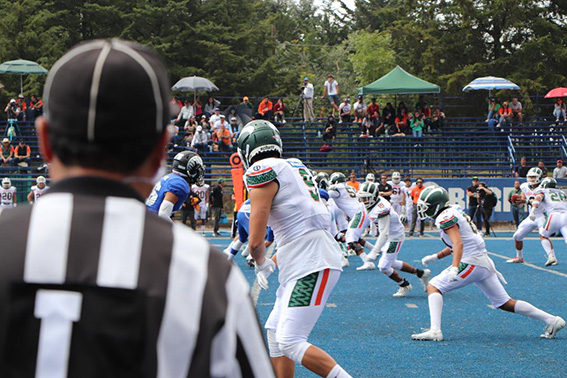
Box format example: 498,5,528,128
1,192,13,201
298,168,320,202
345,186,357,198
550,192,567,202
463,213,479,234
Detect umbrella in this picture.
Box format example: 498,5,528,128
462,76,520,96
0,59,48,94
171,76,218,102
544,87,567,98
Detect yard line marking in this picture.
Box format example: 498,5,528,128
251,244,276,307
487,251,567,278
326,303,337,308
406,304,419,309
487,304,495,309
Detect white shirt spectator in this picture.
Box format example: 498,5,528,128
192,130,208,146
354,100,367,114
177,104,194,120
303,83,314,99
209,114,221,127
510,100,522,112
553,164,567,179
339,101,351,114
214,119,229,133
324,79,339,96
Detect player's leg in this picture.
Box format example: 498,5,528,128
345,213,371,267
510,218,537,263
266,285,294,378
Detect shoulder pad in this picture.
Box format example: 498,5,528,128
435,207,459,230
245,162,278,189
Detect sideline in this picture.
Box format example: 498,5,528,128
487,251,567,278
251,243,276,307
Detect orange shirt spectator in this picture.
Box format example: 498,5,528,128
258,97,273,116
410,183,425,204
216,127,232,146
346,172,360,191
499,103,513,117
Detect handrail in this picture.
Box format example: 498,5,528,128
507,135,516,166
562,135,567,159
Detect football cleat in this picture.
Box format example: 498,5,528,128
241,246,250,257
540,316,566,339
506,257,524,264
411,329,443,341
419,269,431,291
393,283,412,297
347,248,357,257
341,256,350,268
545,256,558,267
356,261,376,271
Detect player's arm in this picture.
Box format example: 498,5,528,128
158,191,179,222
248,181,278,266
445,225,463,268
530,192,544,220
422,247,452,266
27,190,33,203
369,215,390,259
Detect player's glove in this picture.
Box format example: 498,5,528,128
421,253,438,266
255,258,276,290
399,213,407,223
447,266,459,282
335,232,345,242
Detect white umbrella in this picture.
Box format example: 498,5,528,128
462,76,520,96
171,76,218,102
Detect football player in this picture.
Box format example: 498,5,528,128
508,167,555,265
238,120,350,378
0,177,16,209
191,181,209,234
365,173,375,183
146,150,205,221
328,172,374,268
357,182,431,296
402,177,415,226
27,176,49,204
530,178,567,265
412,186,564,341
387,171,406,221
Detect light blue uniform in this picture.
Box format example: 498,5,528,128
237,200,274,243
146,173,190,215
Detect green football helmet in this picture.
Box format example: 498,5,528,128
237,120,283,169
315,172,331,190
540,177,557,189
526,167,543,187
330,172,346,185
357,181,380,210
417,185,450,220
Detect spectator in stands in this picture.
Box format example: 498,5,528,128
170,96,183,111
538,160,548,177
0,138,14,166
176,99,194,126
241,96,253,111
216,123,233,152
338,98,351,123
373,111,386,136
184,115,198,130
397,102,407,118
430,107,445,129
514,156,530,177
360,116,376,137
211,178,226,236
321,74,340,116
410,111,424,138
466,177,482,229
5,99,20,120
553,98,566,122
167,123,180,150
417,102,431,128
256,96,273,120
323,115,337,142
204,96,221,117
498,101,513,129
367,98,380,121
11,139,31,168
487,112,499,133
415,95,427,111
273,98,285,124
553,159,567,179
209,108,222,128
508,180,526,228
31,95,43,120
199,114,210,133
192,125,208,152
510,97,523,124
193,97,203,119
382,102,395,129
353,95,367,123
486,98,500,122
229,117,240,144
394,109,409,136
346,171,360,191
409,178,425,236
302,78,315,122
213,114,229,133
183,129,194,147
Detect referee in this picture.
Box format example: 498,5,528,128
0,39,273,378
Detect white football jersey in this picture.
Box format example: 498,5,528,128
31,185,49,202
403,184,415,207
368,197,405,240
387,180,404,203
435,205,486,259
520,182,539,207
0,187,16,208
328,198,348,231
328,182,365,219
191,184,209,205
535,188,567,214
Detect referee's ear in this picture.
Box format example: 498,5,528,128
35,116,53,163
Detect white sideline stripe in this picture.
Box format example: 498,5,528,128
251,244,276,307
487,251,567,278
406,304,419,309
326,303,337,308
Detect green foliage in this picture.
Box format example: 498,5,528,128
347,30,397,86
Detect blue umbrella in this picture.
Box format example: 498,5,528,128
462,76,520,93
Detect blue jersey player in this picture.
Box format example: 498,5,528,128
146,150,205,221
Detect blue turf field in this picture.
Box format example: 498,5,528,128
209,234,567,377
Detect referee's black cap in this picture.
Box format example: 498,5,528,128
43,39,171,143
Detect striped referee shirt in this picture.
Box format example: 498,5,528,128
0,176,273,378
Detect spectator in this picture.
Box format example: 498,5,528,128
216,124,233,152
508,180,526,228
167,123,180,150
415,95,427,111
0,138,14,166
466,177,482,229
204,96,221,117
241,96,253,111
193,97,203,119
410,111,424,138
378,174,393,202
417,102,431,127
396,101,407,117
31,95,43,120
273,98,285,123
486,98,501,122
213,114,229,134
360,116,376,137
353,95,367,122
409,178,425,236
321,74,340,116
346,171,360,191
382,102,395,128
199,114,210,134
184,115,198,131
373,112,386,136
510,97,523,124
498,101,513,128
183,117,197,146
430,107,445,129
553,98,566,122
302,77,315,122
4,99,20,120
209,108,222,128
11,139,31,168
192,125,208,152
538,160,548,177
170,95,183,111
487,111,499,133
553,159,567,179
514,156,530,177
323,115,337,142
256,96,273,120
211,178,225,236
176,99,194,126
394,108,409,135
229,116,240,144
338,98,351,123
367,98,380,121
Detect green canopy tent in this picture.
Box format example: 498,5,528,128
0,59,48,94
358,66,440,95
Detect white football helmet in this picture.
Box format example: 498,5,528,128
357,181,380,210
2,177,11,189
392,171,401,184
365,173,375,182
526,167,543,187
36,176,46,188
